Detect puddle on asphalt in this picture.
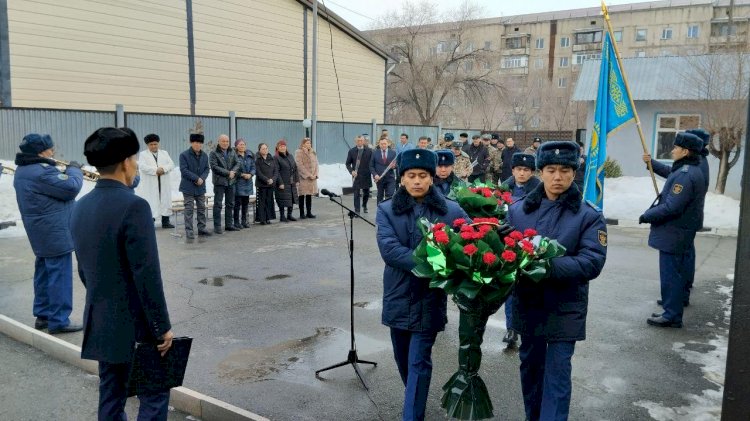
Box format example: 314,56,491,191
217,327,390,385
266,274,291,280
353,301,369,308
198,274,250,286
192,266,207,270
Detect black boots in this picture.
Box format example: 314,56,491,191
161,216,175,229
299,196,306,219
305,195,316,218
233,218,243,229
287,207,297,222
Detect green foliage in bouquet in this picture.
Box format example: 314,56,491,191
448,180,513,219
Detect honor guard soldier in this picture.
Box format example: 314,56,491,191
433,149,467,197
376,149,470,421
639,132,707,328
506,141,607,421
503,153,541,201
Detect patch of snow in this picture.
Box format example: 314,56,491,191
726,274,734,281
317,164,352,196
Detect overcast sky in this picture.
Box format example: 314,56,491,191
323,0,637,30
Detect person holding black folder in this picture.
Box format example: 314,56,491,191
71,127,174,421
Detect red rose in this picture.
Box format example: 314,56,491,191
478,224,493,233
434,230,450,244
509,230,524,241
482,189,492,198
460,231,474,241
521,241,534,254
482,252,497,265
464,244,479,256
497,199,504,205
502,192,513,203
488,217,499,225
501,250,517,262
432,222,446,231
523,228,537,238
504,237,516,247
473,217,485,223
453,218,466,227
472,231,485,240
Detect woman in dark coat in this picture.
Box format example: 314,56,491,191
274,139,299,222
255,142,277,225
233,138,255,228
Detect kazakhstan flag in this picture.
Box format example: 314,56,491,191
582,31,634,209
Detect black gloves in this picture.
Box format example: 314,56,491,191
67,161,83,169
638,215,647,224
497,223,514,237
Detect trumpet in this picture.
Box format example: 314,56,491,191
53,158,100,181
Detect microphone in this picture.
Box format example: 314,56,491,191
320,189,340,198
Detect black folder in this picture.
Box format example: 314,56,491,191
126,336,193,397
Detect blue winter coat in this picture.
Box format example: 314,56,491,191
507,183,607,341
234,151,256,197
13,153,83,257
502,175,541,201
71,179,171,364
179,148,210,196
641,155,707,254
649,155,709,229
376,186,471,332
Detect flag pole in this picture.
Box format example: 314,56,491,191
601,1,659,196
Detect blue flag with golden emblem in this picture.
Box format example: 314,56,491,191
583,31,634,209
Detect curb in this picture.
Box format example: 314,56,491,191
605,218,738,237
0,314,269,421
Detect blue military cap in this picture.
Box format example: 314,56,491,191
397,148,437,176
20,133,54,154
536,141,580,170
685,129,709,146
444,133,455,141
511,152,536,170
436,150,455,166
674,132,703,153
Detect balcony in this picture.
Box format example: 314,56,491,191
573,43,602,52
502,47,530,56
709,34,747,45
499,67,529,76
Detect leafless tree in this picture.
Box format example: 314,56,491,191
678,53,747,194
540,79,576,131
369,1,502,126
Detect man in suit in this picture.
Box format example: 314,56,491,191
71,127,174,421
370,136,397,204
346,135,374,213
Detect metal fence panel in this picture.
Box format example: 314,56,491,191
236,118,306,155
0,109,115,162
125,113,230,163
377,124,440,146
316,121,370,164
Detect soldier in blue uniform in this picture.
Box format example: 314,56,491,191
639,132,707,328
71,127,174,420
376,149,470,421
433,149,469,197
502,152,541,201
507,141,607,421
13,133,84,334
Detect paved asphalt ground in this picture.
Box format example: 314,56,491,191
0,197,735,420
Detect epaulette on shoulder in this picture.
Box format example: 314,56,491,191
681,166,689,173
585,200,602,212
40,163,50,167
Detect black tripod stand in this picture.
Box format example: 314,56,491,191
315,194,377,390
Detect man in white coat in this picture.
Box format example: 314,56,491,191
136,133,176,228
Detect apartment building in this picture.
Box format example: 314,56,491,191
368,0,750,130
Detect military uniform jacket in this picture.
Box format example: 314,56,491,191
649,155,709,229
642,156,707,254
453,153,472,180
346,146,373,189
503,175,541,201
71,180,171,363
507,183,607,341
13,153,83,257
376,187,470,332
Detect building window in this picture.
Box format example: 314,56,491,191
482,60,491,70
636,28,647,41
560,37,570,47
635,50,646,58
654,114,701,160
536,78,544,88
559,57,569,67
502,55,529,69
558,77,567,88
661,28,673,40
535,38,544,49
573,52,602,65
712,23,738,37
464,61,473,72
687,25,699,38
466,42,474,52
505,37,526,49
613,30,623,42
531,97,541,108
531,116,541,128
534,58,545,69
484,41,492,50
574,31,602,44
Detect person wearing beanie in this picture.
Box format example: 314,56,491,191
71,127,174,420
135,133,176,229
210,134,241,232
233,138,256,228
274,138,299,222
179,133,211,239
433,149,466,197
642,130,710,307
369,136,397,204
13,133,84,334
639,132,707,329
375,148,470,421
506,140,607,421
346,135,374,213
503,153,541,201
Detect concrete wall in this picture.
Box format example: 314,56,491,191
582,100,745,199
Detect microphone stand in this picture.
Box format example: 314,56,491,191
315,194,377,390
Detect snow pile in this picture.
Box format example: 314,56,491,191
317,163,352,196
